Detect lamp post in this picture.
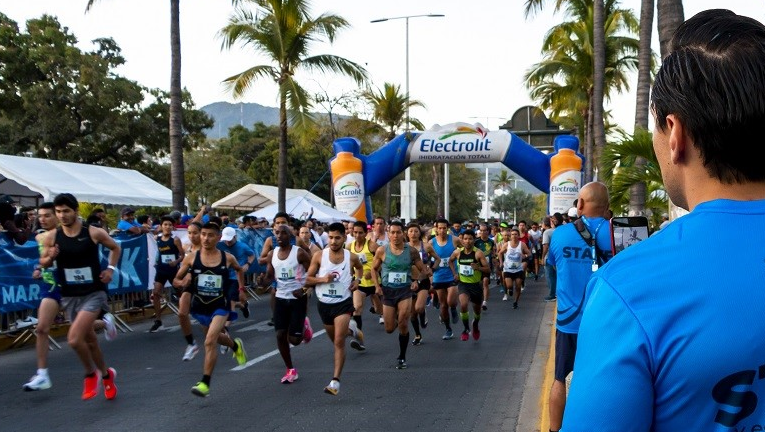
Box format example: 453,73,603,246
468,116,506,222
372,13,444,222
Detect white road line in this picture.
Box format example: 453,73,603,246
230,329,327,371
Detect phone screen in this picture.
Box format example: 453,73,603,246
610,216,650,255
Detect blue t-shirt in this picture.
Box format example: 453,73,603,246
117,219,141,232
431,234,457,283
216,240,255,280
546,216,611,334
563,199,765,431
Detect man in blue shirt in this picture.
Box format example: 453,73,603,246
116,207,149,235
217,227,255,319
562,10,765,431
546,182,611,432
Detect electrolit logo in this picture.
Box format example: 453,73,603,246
334,173,365,215
550,179,579,193
408,125,510,164
335,181,363,197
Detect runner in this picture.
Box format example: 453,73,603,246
406,222,439,346
149,216,185,333
474,223,495,311
217,226,255,320
428,218,461,340
263,225,313,384
497,229,531,309
369,216,388,246
448,229,490,341
346,220,381,344
173,222,248,397
305,222,364,395
371,221,431,368
38,193,121,400
177,221,201,361
298,226,322,256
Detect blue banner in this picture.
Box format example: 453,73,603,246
0,233,152,314
236,228,271,274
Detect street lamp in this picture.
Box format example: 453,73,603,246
372,13,445,222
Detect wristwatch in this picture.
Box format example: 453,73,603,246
107,265,117,271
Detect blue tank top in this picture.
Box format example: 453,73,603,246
432,234,456,283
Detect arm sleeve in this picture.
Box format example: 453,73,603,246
561,277,654,432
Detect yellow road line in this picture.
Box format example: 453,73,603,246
539,309,556,431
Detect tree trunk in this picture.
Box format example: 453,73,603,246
432,164,442,217
657,0,685,59
591,0,606,184
169,0,185,211
584,96,594,183
629,0,654,216
278,90,288,213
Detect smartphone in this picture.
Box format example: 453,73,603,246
610,216,650,255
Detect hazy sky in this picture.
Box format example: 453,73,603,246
3,1,764,132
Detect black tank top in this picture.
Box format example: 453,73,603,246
190,250,229,303
55,224,105,296
156,235,180,272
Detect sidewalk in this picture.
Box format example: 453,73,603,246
517,295,556,431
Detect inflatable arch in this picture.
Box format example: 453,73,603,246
330,123,583,223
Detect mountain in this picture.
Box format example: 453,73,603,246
200,101,280,140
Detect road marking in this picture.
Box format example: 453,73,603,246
230,329,327,371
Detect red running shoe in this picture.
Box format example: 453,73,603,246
103,368,117,400
82,373,99,400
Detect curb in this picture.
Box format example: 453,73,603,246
516,300,556,431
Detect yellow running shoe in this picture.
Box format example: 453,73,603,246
232,337,247,366
191,382,209,397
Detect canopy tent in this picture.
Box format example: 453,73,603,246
248,196,354,223
0,154,173,207
212,184,330,211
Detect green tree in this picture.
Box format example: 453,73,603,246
491,189,537,224
219,0,368,213
362,82,426,220
491,169,516,194
185,142,253,208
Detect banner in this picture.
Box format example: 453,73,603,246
0,233,153,314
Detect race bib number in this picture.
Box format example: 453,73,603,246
509,262,520,270
161,254,175,264
388,272,407,285
64,267,94,284
357,253,367,264
459,264,474,277
197,274,223,296
276,265,294,281
438,259,449,268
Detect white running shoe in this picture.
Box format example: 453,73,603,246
23,372,51,391
183,343,199,361
502,294,508,301
378,316,384,325
103,313,118,341
324,379,340,395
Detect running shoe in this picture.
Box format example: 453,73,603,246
450,307,458,324
460,330,470,341
183,343,199,361
303,317,313,343
232,338,247,366
82,373,99,400
544,296,557,302
220,344,229,355
472,321,481,341
378,316,384,325
23,372,51,391
425,296,432,307
481,301,488,311
432,297,440,309
149,320,163,333
103,313,118,341
442,329,454,340
239,301,250,319
412,335,422,346
267,317,274,326
513,302,519,309
498,287,505,295
369,306,376,314
191,382,209,397
103,367,117,400
502,294,508,301
350,339,366,351
281,368,299,384
396,358,408,369
324,379,340,395
419,312,428,329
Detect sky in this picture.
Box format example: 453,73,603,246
3,1,764,133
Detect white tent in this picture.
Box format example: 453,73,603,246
248,196,355,223
212,184,330,211
0,154,173,207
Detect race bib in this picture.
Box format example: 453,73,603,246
276,265,294,281
161,254,175,264
197,274,223,296
438,259,449,268
64,267,94,284
357,253,367,264
509,262,520,269
388,272,407,285
459,265,474,276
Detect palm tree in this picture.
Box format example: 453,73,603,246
491,169,515,194
629,0,655,216
219,0,368,212
362,82,425,220
591,0,606,184
86,0,186,211
524,0,638,182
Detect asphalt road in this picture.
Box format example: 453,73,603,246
0,277,553,432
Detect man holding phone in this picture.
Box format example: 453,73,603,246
562,10,765,431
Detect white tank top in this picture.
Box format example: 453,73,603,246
503,242,524,273
315,249,352,304
272,246,306,299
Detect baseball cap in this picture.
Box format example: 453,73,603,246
121,207,136,216
567,207,578,218
0,194,15,204
221,227,237,242
499,222,508,228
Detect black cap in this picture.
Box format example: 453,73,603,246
0,195,15,204
121,207,136,216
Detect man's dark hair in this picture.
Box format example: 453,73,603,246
202,222,220,232
85,215,102,227
388,220,404,230
353,220,368,231
20,206,34,213
136,215,149,225
552,212,564,226
519,220,527,225
274,212,290,223
511,228,520,235
435,218,449,227
92,208,105,214
53,193,78,210
373,216,386,224
651,9,765,183
38,202,55,211
160,216,175,224
209,216,222,228
327,222,345,235
461,229,476,238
